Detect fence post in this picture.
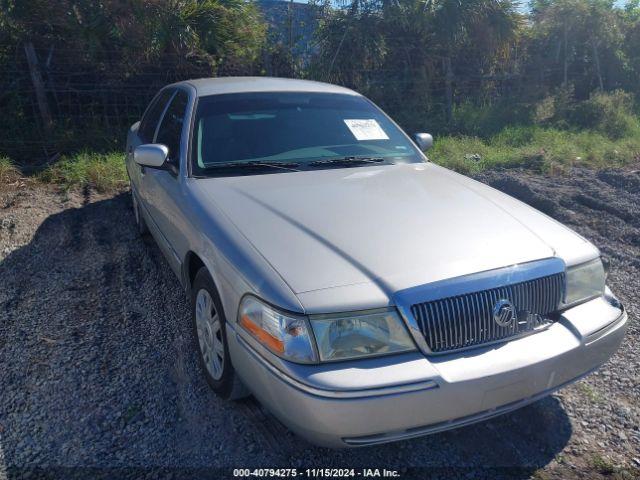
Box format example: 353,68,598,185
24,42,53,132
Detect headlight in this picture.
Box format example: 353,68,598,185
310,309,416,362
564,258,606,307
238,296,317,363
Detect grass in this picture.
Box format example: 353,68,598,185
2,127,637,193
0,156,21,184
2,100,640,192
588,455,640,479
430,125,640,175
575,382,603,403
591,454,618,475
39,151,128,193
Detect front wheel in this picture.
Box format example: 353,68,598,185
192,267,248,400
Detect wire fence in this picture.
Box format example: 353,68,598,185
0,40,582,165
1,0,635,165
0,46,198,163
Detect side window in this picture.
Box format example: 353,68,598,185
155,90,189,166
139,89,174,143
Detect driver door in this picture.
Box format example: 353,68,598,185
139,89,190,274
129,88,175,203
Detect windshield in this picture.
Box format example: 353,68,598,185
191,92,423,175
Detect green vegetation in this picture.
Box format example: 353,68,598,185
39,152,128,193
2,91,638,191
430,91,640,175
0,0,266,76
0,156,20,184
308,1,640,175
312,0,640,135
590,454,617,475
574,382,604,404
0,0,268,161
1,1,640,181
431,126,640,175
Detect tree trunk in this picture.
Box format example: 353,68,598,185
563,22,568,87
445,56,454,124
288,0,294,75
592,38,604,91
24,42,53,132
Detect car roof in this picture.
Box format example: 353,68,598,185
177,77,360,97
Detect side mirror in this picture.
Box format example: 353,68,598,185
134,144,169,168
413,133,433,151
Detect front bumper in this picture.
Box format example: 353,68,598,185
227,296,627,448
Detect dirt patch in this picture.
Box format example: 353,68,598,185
476,167,640,477
0,167,638,479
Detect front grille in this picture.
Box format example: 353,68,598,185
410,273,565,354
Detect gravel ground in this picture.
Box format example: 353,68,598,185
0,167,638,480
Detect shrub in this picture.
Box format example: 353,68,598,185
40,152,128,192
533,87,575,128
570,90,640,139
0,156,21,184
533,89,640,140
450,99,532,138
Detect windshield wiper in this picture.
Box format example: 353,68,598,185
308,156,386,168
204,161,301,172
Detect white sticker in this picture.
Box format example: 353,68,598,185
344,119,389,141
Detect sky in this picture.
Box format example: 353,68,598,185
520,0,629,8
288,0,630,7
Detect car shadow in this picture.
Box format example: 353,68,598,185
0,192,572,479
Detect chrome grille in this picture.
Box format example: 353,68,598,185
410,273,565,354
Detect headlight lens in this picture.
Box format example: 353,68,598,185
310,309,416,362
564,258,606,306
238,296,317,363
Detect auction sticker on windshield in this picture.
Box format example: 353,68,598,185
344,119,390,141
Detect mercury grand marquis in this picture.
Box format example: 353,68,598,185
125,77,627,447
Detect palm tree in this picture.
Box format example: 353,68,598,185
142,0,267,76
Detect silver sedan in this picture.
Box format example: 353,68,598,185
125,77,626,448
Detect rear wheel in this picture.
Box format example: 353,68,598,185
192,267,248,400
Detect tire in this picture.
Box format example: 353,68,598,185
131,187,150,237
191,267,248,400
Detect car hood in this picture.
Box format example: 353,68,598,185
194,163,596,310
